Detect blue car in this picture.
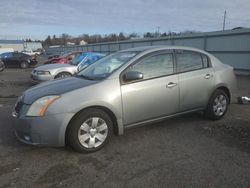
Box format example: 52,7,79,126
70,52,106,71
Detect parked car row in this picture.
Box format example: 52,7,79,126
12,46,237,153
44,51,83,65
31,52,105,81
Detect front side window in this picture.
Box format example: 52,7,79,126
128,53,174,80
176,51,204,73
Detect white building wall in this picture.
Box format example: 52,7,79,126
0,43,24,52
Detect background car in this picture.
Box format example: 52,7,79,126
44,51,82,65
22,50,39,56
31,52,105,81
13,46,236,153
0,52,38,69
0,60,5,72
47,54,61,59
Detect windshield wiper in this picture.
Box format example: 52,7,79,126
75,75,95,80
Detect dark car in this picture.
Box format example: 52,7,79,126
44,51,83,65
0,52,38,69
48,54,60,59
0,60,5,71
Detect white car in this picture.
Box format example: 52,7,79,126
22,50,40,56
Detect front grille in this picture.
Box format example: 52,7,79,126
15,101,23,114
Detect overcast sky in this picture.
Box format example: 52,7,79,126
0,0,249,40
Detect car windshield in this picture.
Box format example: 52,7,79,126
76,51,138,80
69,53,85,65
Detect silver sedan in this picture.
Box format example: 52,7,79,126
13,46,237,153
31,52,105,81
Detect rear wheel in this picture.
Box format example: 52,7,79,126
20,61,28,69
205,89,229,120
55,72,72,79
67,108,113,153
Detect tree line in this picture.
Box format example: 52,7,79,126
42,30,200,47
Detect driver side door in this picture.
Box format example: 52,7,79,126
121,51,179,126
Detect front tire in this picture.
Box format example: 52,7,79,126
205,89,229,120
55,72,72,79
67,108,113,153
20,61,29,69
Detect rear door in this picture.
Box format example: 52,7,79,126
121,51,179,126
12,52,23,67
175,50,214,111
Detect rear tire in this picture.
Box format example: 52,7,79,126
20,61,28,69
67,108,113,153
205,89,229,120
55,72,72,79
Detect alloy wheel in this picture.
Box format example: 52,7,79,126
213,94,227,116
77,117,108,148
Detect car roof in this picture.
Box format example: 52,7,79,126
121,45,209,55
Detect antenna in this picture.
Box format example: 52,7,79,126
223,10,227,31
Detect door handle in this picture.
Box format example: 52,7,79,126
204,74,213,79
166,82,177,88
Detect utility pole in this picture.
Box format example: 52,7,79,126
157,26,160,37
223,10,227,31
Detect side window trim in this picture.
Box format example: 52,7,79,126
120,50,175,85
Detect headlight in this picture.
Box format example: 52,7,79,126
26,95,60,117
37,71,51,75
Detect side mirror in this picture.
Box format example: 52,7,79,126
123,71,143,82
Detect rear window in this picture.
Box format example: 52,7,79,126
0,52,13,59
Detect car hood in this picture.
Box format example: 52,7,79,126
35,64,74,71
23,77,98,104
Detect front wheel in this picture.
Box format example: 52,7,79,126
20,61,29,69
55,72,72,79
205,90,229,120
67,109,113,153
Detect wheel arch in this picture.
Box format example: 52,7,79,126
215,85,231,103
54,71,72,79
65,105,120,145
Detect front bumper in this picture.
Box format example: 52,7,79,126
12,112,74,147
31,73,54,81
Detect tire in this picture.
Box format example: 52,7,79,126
205,89,229,120
67,108,113,153
55,72,72,79
20,61,29,69
0,66,4,72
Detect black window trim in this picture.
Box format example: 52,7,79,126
120,49,176,85
174,49,212,74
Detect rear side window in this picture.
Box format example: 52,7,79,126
201,54,209,68
176,51,204,73
129,53,174,80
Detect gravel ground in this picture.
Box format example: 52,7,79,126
0,57,250,187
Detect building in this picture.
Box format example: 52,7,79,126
0,40,24,52
0,40,43,52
